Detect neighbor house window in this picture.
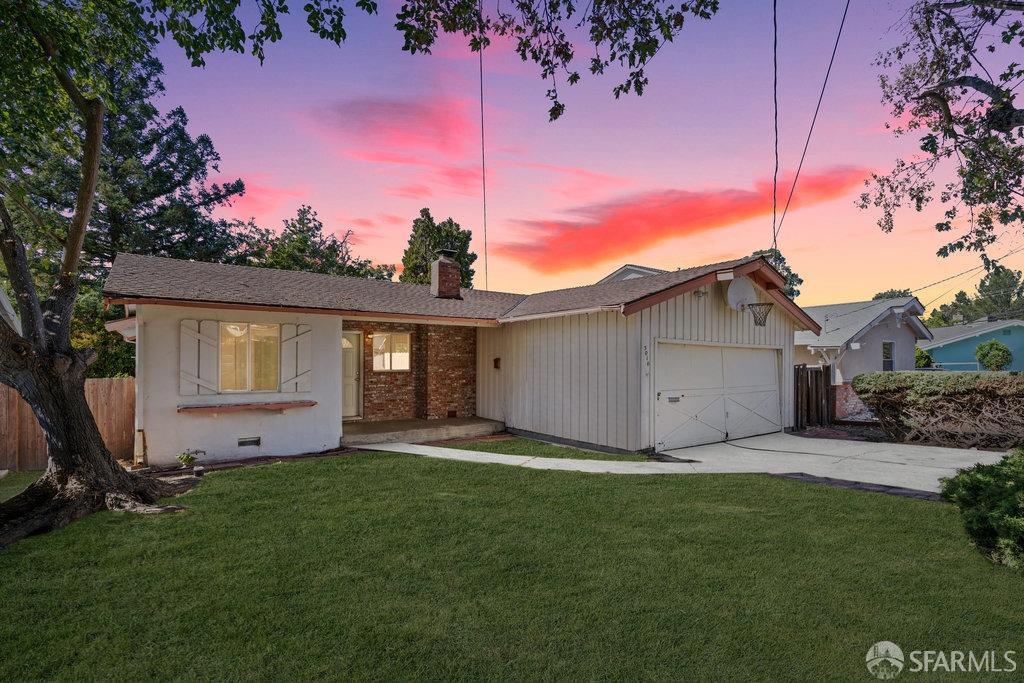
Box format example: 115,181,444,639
220,323,281,391
372,332,411,371
882,341,895,372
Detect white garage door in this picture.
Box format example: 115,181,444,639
654,343,782,451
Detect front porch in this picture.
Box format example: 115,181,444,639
340,417,505,446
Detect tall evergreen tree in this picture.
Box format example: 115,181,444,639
925,266,1024,326
238,206,395,280
399,208,477,288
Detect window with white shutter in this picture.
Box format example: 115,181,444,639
179,320,219,395
279,324,312,392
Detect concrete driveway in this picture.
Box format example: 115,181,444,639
663,432,1006,493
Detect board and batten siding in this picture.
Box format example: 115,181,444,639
477,282,797,452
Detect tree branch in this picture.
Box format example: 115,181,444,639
0,197,45,348
930,1,1024,10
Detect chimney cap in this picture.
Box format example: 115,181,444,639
436,247,458,259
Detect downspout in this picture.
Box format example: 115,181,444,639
133,310,146,468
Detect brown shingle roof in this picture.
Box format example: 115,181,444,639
103,253,526,321
104,253,801,326
499,256,760,319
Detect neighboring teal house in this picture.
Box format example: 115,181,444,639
920,318,1024,371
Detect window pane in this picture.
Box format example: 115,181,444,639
373,334,390,371
391,333,410,370
251,324,280,391
882,342,893,361
220,323,249,391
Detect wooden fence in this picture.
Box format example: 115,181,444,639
0,378,134,471
793,364,834,430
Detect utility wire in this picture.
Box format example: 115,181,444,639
773,0,852,244
478,0,489,290
771,0,779,251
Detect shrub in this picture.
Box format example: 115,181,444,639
177,449,204,467
851,372,1024,448
976,339,1013,371
942,450,1024,568
915,347,933,368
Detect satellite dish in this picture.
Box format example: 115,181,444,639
726,276,758,310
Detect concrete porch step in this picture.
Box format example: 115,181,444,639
340,417,504,447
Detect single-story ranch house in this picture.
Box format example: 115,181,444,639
920,317,1024,371
103,252,820,466
793,296,931,419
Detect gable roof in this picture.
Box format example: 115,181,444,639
596,264,668,283
103,253,526,323
794,296,931,348
920,318,1024,350
103,253,821,332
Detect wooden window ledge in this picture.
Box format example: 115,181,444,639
177,400,317,415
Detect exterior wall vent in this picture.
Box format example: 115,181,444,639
238,436,261,448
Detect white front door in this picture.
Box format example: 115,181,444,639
342,331,362,418
655,343,781,450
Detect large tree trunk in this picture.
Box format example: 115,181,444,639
0,358,196,547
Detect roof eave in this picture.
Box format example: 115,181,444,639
104,295,503,327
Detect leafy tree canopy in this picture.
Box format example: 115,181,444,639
915,346,934,368
400,208,477,288
752,248,803,299
873,288,913,300
860,1,1024,265
238,206,395,280
924,264,1024,326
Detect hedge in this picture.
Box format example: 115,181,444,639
942,449,1024,568
851,372,1024,448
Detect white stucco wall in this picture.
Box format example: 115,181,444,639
137,304,343,466
837,312,919,382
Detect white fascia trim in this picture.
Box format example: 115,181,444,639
499,305,624,323
919,320,1024,350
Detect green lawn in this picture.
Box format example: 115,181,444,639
0,471,39,502
0,453,1020,680
441,436,646,461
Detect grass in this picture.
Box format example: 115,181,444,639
439,436,646,461
0,471,39,502
0,453,1021,680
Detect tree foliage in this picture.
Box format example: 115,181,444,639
860,1,1024,264
924,264,1024,326
752,248,803,299
976,338,1013,370
873,288,913,300
916,346,934,368
400,208,477,288
238,206,394,280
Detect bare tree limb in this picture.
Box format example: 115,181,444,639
931,1,1024,10
0,197,45,348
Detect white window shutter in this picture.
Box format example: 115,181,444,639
180,319,219,395
179,320,199,396
198,320,219,394
280,324,312,392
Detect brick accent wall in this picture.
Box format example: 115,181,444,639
342,320,476,422
835,382,876,422
424,325,477,419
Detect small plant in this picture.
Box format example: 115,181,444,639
942,450,1024,569
915,347,933,369
177,449,204,468
976,339,1013,371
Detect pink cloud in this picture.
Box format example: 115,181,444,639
515,161,628,200
387,184,434,199
498,166,871,273
216,173,307,226
307,96,474,159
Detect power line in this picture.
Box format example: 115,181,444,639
774,0,852,244
907,244,1024,294
770,0,779,251
478,0,489,290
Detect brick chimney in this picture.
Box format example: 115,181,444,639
431,249,462,299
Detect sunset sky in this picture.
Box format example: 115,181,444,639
155,0,1024,307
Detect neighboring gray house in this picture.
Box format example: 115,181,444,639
794,296,932,419
596,264,668,283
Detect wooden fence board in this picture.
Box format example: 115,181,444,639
0,378,134,471
793,364,833,431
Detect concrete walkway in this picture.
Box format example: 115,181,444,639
357,433,1005,493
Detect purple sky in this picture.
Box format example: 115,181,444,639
154,0,1017,305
